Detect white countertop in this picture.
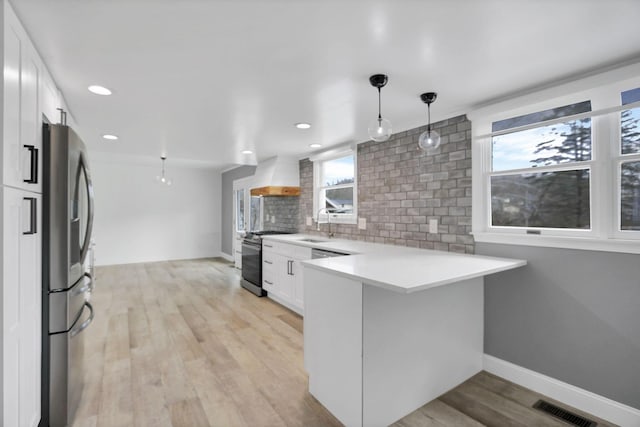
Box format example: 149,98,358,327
263,234,526,293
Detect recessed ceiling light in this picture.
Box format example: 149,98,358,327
102,134,118,140
242,150,253,154
88,85,112,96
309,143,322,148
295,123,311,129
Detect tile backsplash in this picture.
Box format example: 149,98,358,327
298,115,474,253
262,196,299,233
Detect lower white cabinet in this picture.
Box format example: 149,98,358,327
2,186,42,427
262,241,311,314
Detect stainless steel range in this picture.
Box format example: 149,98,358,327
241,231,292,296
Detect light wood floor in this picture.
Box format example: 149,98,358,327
72,258,616,427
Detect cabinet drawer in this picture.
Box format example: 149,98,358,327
263,240,312,260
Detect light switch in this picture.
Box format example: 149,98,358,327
306,216,312,226
429,219,438,234
358,217,367,230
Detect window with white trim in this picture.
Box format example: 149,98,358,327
620,87,640,232
313,151,357,224
472,74,640,253
490,101,593,231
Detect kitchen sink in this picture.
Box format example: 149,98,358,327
298,238,328,243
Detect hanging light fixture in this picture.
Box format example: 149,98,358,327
418,92,441,152
156,155,173,185
367,74,392,142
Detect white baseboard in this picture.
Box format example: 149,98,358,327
483,354,640,427
219,252,234,262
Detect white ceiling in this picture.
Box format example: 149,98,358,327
11,0,640,170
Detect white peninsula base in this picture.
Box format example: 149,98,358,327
304,268,484,427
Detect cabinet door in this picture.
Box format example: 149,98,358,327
40,68,60,124
3,7,43,193
278,256,294,301
2,187,42,427
3,20,22,189
21,48,42,193
291,258,305,309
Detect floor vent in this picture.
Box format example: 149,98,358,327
532,400,597,427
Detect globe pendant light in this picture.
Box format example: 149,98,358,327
156,155,173,185
418,92,441,152
367,74,392,142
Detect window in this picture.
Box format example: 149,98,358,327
490,102,593,230
620,87,640,231
235,189,244,232
249,196,263,232
313,151,357,224
471,73,640,253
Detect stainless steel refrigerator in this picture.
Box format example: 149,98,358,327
41,123,95,427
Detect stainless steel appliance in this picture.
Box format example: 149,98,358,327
311,248,349,259
241,231,292,296
41,123,95,427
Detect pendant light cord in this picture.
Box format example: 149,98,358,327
378,87,382,122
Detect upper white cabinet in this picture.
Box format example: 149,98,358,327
40,67,60,125
3,2,61,194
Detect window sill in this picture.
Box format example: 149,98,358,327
472,232,640,255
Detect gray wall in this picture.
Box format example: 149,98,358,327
220,165,256,255
263,196,299,233
477,242,640,409
299,115,474,253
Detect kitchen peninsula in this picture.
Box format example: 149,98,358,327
262,234,526,427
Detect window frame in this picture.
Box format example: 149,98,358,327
311,148,358,225
470,69,640,254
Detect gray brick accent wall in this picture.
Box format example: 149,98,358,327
263,196,299,233
299,115,474,254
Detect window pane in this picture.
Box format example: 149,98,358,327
621,107,640,155
621,87,640,105
621,161,640,230
236,189,244,231
491,169,590,229
250,196,261,231
492,118,591,171
322,155,354,186
492,101,591,132
325,187,354,214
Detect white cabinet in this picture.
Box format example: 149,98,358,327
2,5,48,194
262,241,311,314
2,2,57,425
2,187,42,427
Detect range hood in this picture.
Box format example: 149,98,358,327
250,156,300,197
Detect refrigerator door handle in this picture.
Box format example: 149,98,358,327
84,272,95,292
78,153,95,265
70,302,94,338
71,273,93,296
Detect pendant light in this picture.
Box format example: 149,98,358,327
156,155,173,186
367,74,392,142
418,92,441,152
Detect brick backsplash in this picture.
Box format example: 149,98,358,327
263,196,299,233
298,115,474,254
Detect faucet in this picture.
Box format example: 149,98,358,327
316,208,334,237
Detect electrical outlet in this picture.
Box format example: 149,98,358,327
358,217,367,230
271,215,276,223
306,216,312,226
429,219,438,234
